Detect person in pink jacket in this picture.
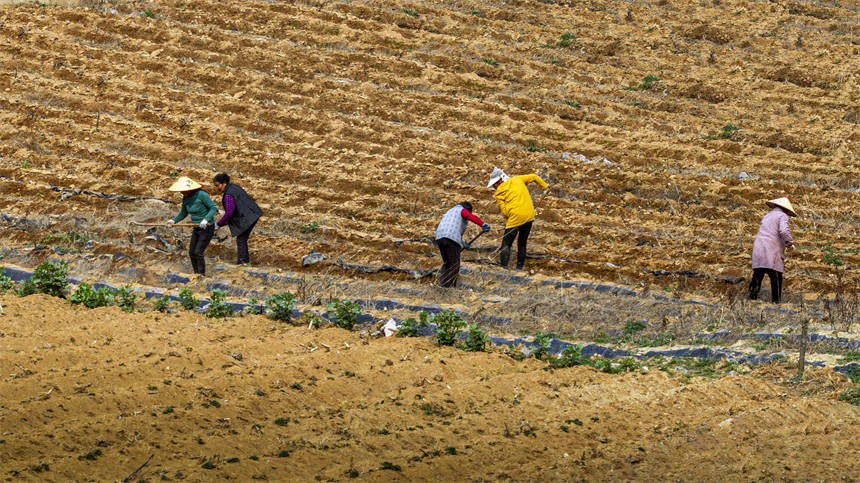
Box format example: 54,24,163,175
749,197,796,303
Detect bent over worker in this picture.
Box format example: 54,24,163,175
167,175,218,276
213,173,263,265
488,167,548,270
749,197,796,303
434,201,490,287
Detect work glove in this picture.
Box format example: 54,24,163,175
199,219,209,229
166,219,175,225
481,223,491,232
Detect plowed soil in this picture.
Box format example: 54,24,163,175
1,294,858,481
0,0,858,295
1,0,860,480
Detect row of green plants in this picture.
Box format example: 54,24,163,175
0,261,363,326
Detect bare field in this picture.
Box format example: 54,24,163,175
1,0,860,480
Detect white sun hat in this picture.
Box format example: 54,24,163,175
487,167,508,188
766,197,797,217
168,175,202,192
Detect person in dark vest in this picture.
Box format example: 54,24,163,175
434,201,490,287
213,173,263,265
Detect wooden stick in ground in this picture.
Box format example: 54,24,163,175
795,319,809,382
121,454,153,483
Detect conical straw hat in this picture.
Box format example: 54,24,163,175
168,176,202,192
766,197,797,217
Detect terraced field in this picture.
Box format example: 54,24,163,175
1,0,858,295
1,0,859,480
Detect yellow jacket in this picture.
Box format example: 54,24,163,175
494,174,548,228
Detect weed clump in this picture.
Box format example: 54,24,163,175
116,285,136,312
31,260,69,298
266,292,296,321
178,288,199,310
432,310,466,346
398,311,429,337
153,294,171,312
0,270,15,293
326,298,361,330
462,324,490,352
70,283,113,308
205,289,232,318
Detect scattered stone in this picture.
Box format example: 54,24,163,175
302,250,328,267
231,353,243,361
737,171,749,180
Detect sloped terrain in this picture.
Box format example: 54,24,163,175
0,0,858,295
1,294,858,481
1,0,860,480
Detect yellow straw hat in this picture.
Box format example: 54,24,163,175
168,175,202,192
766,197,797,217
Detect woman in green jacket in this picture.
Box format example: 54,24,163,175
166,176,218,275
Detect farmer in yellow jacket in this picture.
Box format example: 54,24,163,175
487,167,549,270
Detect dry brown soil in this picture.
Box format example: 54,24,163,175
1,294,858,481
1,0,860,480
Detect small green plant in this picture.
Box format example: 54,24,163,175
533,332,556,360
168,170,179,177
524,139,542,152
162,406,174,414
274,417,289,426
467,8,482,16
246,297,264,315
78,449,102,461
20,160,30,169
822,246,845,267
300,221,319,233
348,469,360,478
31,259,69,297
249,455,259,461
116,285,137,313
557,32,577,46
638,74,660,90
178,288,199,310
266,292,296,321
326,298,361,330
624,320,648,334
432,310,466,346
837,387,860,405
140,7,156,18
30,463,49,473
153,294,171,312
70,283,113,308
402,7,419,17
226,457,239,463
564,100,581,108
205,289,232,318
201,461,215,469
718,124,740,139
462,324,490,352
304,311,324,329
398,311,429,337
290,382,302,390
482,57,499,66
445,446,457,455
278,450,291,457
380,462,401,471
0,271,14,293
545,344,589,369
16,279,38,297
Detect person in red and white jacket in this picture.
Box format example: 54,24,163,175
434,202,490,287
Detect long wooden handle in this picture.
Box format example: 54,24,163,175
467,230,485,245
130,221,198,227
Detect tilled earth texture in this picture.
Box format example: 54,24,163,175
0,294,858,482
1,0,860,481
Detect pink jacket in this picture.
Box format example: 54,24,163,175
751,208,794,272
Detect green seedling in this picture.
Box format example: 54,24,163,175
178,288,199,310
266,292,296,321
326,298,361,330
432,310,466,346
153,294,171,312
398,311,429,337
205,289,232,318
116,285,136,313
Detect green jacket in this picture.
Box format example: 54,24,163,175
173,190,217,224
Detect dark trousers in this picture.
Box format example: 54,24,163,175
235,220,257,264
749,268,783,303
189,225,215,275
437,238,462,288
500,221,533,269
